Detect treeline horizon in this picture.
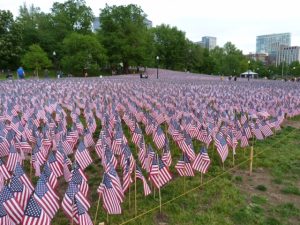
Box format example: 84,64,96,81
1,0,300,77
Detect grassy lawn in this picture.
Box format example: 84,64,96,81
47,114,300,225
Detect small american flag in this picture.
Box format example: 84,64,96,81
0,203,13,225
13,163,34,192
75,198,93,225
162,136,172,167
22,195,51,225
135,165,151,196
75,141,92,170
34,174,59,219
0,186,24,224
6,145,21,172
0,158,11,180
97,173,122,214
175,153,194,176
9,175,31,210
192,147,211,174
214,132,229,163
153,126,166,150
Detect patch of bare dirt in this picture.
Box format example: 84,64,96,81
155,212,169,225
232,168,300,208
281,119,300,129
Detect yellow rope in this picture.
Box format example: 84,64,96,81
119,128,298,225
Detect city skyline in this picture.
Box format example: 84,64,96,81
1,0,300,54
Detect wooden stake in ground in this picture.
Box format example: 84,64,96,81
249,146,254,176
159,187,162,213
128,185,131,209
232,149,235,166
200,172,203,185
94,196,101,225
134,167,137,216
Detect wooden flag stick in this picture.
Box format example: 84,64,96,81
128,184,131,209
159,187,162,213
222,162,225,170
200,173,203,185
94,196,101,225
106,213,109,225
30,152,33,179
232,149,235,166
134,168,137,216
249,146,254,176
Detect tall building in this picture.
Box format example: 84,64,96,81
92,17,100,32
201,36,217,50
196,36,217,50
256,33,291,54
276,46,300,66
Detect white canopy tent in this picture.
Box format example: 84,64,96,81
240,70,258,78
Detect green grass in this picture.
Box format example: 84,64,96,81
281,185,300,196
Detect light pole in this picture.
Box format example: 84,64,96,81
53,51,58,77
156,56,159,79
248,60,250,80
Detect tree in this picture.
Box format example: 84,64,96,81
21,44,52,76
0,10,23,69
152,24,188,70
61,33,106,75
52,0,94,37
99,4,153,73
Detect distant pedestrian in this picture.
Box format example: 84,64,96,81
234,76,237,81
17,66,25,79
84,71,88,78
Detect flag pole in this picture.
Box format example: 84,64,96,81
159,187,162,213
134,167,137,216
128,184,131,209
30,151,32,179
232,148,235,166
94,196,101,225
106,212,109,225
249,145,254,176
200,172,203,185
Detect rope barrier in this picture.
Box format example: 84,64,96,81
119,128,299,225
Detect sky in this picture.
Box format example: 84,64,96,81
1,0,300,54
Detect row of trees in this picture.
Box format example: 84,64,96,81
1,0,300,77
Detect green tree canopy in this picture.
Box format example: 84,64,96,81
21,44,52,76
0,10,23,69
61,33,107,75
152,24,188,70
99,4,153,73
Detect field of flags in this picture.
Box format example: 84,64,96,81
0,72,300,224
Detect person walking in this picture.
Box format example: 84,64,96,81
17,66,25,79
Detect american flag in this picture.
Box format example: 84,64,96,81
13,163,34,192
75,141,92,170
83,128,95,148
97,172,122,214
177,132,195,161
251,122,264,140
214,132,229,163
111,127,123,155
34,174,59,219
0,203,13,225
62,182,90,223
0,137,10,157
162,136,172,167
135,165,151,196
47,151,63,177
153,126,166,150
107,166,124,203
0,186,23,224
70,164,89,197
22,195,51,225
0,158,11,180
43,163,58,189
132,124,142,145
16,135,32,154
6,145,21,172
259,120,273,137
75,198,93,225
192,146,211,174
149,155,172,189
175,153,195,176
9,175,31,210
240,129,249,148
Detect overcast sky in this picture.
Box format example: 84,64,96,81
1,0,300,54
